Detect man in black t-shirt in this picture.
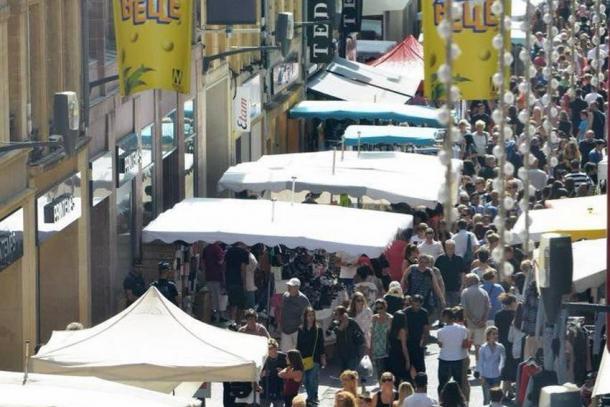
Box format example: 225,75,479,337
404,295,430,373
569,90,588,136
152,261,179,305
224,243,250,321
435,240,466,307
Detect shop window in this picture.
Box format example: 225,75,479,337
140,123,155,225
184,100,196,198
161,110,177,158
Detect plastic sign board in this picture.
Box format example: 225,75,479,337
308,0,335,63
113,0,193,95
207,0,256,24
234,85,251,133
0,209,24,272
423,0,511,100
341,0,362,33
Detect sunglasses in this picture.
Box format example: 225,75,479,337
381,378,394,383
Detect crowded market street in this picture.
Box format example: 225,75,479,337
0,0,608,406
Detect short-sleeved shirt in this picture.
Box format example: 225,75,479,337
461,285,490,326
437,323,469,361
281,292,310,334
435,254,465,292
225,246,250,286
404,306,429,344
203,243,224,282
152,279,179,304
123,272,146,298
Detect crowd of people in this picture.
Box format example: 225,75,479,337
120,0,607,406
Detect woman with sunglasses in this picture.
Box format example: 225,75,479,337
348,292,373,351
278,349,305,406
371,372,398,407
297,307,326,404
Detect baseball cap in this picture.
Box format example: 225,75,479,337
286,277,301,288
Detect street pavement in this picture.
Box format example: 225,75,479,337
204,340,486,406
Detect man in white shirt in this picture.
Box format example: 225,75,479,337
585,86,602,105
472,120,490,164
521,158,548,191
436,308,469,398
418,228,445,261
452,220,479,262
403,372,438,407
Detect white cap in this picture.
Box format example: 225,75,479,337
286,277,301,288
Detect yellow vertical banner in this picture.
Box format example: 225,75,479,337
423,0,511,101
113,0,193,96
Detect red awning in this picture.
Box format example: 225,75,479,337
368,35,424,97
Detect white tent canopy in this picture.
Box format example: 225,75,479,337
510,195,607,243
594,347,610,396
218,151,461,209
32,287,268,392
0,371,198,407
142,198,412,258
534,238,606,293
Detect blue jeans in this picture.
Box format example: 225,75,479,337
303,363,320,401
482,377,501,404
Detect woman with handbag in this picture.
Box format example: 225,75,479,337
297,307,326,404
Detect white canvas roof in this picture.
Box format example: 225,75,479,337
142,198,412,258
594,347,610,396
218,151,461,209
510,195,607,243
0,370,199,407
32,287,268,392
533,238,606,293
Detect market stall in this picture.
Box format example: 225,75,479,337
0,370,199,407
533,238,606,293
32,287,268,393
142,198,411,257
510,194,607,243
289,100,441,126
342,125,441,147
218,150,461,209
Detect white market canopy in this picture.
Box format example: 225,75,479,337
142,198,413,258
32,287,268,392
534,238,606,293
289,101,442,127
343,125,441,146
0,371,198,407
510,194,607,243
218,151,461,209
594,347,610,396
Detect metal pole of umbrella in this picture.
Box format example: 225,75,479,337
332,147,337,175
271,198,277,222
357,131,361,157
22,340,30,385
290,176,297,205
341,137,345,161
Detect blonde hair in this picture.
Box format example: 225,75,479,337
396,382,415,406
292,394,307,407
340,370,359,397
335,391,358,407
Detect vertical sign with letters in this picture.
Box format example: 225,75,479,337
341,0,362,33
308,0,334,63
233,85,251,133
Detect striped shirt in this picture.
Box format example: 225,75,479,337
564,171,593,188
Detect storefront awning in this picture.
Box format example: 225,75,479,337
343,125,440,146
307,57,417,104
289,101,441,126
364,0,410,15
